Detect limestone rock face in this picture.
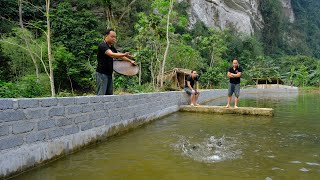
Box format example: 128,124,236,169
185,0,295,34
281,0,295,23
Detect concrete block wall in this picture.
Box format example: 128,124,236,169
0,90,224,178
0,88,298,178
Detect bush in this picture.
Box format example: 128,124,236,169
57,90,75,97
0,81,20,98
114,74,140,91
0,75,46,98
201,61,229,89
127,83,156,93
19,76,46,98
201,67,225,88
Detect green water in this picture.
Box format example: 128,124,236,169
13,93,320,180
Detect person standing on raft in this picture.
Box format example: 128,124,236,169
226,58,243,108
184,70,200,106
96,29,135,95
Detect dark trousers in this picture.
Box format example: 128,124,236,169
96,72,113,95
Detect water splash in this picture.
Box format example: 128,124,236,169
299,167,310,172
290,161,301,164
272,167,284,171
306,162,320,166
173,135,242,163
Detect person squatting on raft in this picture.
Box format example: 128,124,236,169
184,70,200,106
226,58,243,108
96,29,135,95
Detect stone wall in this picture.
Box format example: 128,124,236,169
0,88,298,178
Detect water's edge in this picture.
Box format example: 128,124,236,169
0,88,298,179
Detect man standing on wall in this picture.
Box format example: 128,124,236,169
96,29,135,95
184,70,200,106
226,58,243,108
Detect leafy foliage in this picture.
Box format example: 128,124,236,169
0,75,47,98
291,0,320,58
1,0,320,98
19,75,46,98
259,0,284,55
200,65,226,88
245,56,281,80
295,65,309,87
51,2,102,92
0,46,13,81
0,82,20,98
309,62,320,87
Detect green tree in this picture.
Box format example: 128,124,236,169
237,36,264,66
53,45,76,94
0,46,13,81
200,66,225,88
291,0,320,58
134,0,180,87
284,66,297,86
193,29,228,67
259,0,284,55
166,43,203,70
309,63,320,88
153,0,175,87
0,28,48,81
134,12,164,87
279,56,317,74
245,56,280,84
295,65,309,87
51,2,101,92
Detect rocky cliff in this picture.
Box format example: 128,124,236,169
184,0,295,34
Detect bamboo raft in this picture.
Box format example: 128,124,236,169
179,105,274,116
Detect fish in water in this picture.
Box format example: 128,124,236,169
174,135,242,163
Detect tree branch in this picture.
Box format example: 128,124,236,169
118,0,138,22
160,0,174,88
25,22,48,36
23,1,45,14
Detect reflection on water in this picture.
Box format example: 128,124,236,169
13,92,320,180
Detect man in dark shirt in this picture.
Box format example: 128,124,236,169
96,29,135,95
184,70,200,106
226,58,243,108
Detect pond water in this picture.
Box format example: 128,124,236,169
13,92,320,180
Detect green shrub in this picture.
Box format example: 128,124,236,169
18,75,46,98
127,83,156,93
57,90,75,97
201,66,226,88
0,81,20,98
0,75,46,98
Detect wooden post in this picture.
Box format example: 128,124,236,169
138,62,141,86
265,79,267,89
